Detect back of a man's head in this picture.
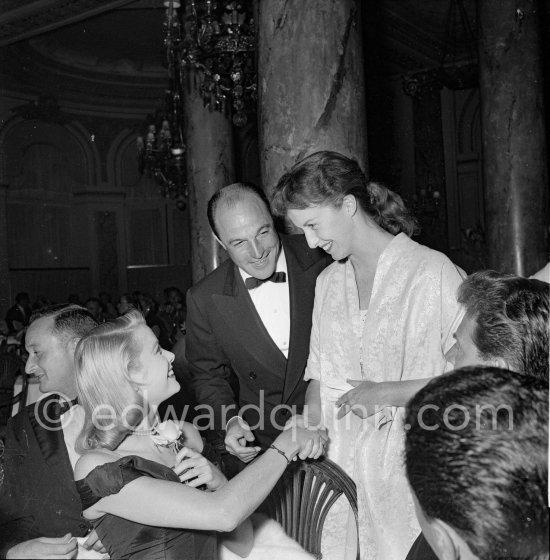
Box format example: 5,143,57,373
207,182,271,238
405,366,548,559
29,303,98,345
458,270,549,380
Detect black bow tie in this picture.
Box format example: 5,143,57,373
52,398,78,419
245,271,286,290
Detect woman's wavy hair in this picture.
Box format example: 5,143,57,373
75,309,148,453
271,151,419,236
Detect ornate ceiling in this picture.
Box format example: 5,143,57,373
0,0,483,114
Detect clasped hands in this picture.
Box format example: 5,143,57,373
224,415,328,463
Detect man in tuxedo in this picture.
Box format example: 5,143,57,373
186,183,329,471
0,304,100,559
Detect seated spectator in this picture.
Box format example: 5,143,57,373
5,292,31,335
98,291,117,320
407,269,549,559
405,367,548,559
116,293,139,316
85,297,106,324
161,286,186,344
31,296,52,313
446,270,549,381
138,292,172,350
0,304,102,558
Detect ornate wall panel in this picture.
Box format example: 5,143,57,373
128,207,164,266
94,210,119,296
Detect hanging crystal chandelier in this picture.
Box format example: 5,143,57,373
178,0,256,126
137,0,256,199
137,0,187,202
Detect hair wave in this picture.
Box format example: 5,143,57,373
75,309,148,453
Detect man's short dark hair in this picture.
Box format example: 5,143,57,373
458,270,549,381
207,182,271,238
29,304,98,343
405,366,548,559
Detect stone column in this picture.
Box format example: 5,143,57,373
185,76,234,283
478,0,548,275
258,0,368,196
0,184,9,315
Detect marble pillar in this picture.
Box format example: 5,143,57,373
185,76,234,284
258,0,368,196
478,0,548,275
0,184,9,314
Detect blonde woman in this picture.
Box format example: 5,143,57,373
74,310,323,560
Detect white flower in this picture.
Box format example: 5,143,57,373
151,420,182,447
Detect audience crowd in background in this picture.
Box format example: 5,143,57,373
1,286,187,356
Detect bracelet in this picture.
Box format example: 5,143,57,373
269,444,291,464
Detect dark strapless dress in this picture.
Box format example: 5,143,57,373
76,455,218,560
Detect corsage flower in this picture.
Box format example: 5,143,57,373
150,420,185,453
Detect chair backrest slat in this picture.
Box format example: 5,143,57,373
264,456,359,559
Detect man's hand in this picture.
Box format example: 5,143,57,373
82,530,107,554
7,534,78,559
224,417,261,463
173,446,228,490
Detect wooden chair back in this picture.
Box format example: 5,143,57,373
264,456,359,559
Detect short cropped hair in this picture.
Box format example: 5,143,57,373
405,366,548,559
29,304,98,345
75,309,147,452
458,270,549,381
207,182,271,238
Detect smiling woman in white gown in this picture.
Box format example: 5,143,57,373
272,151,464,560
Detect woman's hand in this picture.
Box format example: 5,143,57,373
274,424,328,461
336,379,390,419
178,421,204,452
173,446,227,490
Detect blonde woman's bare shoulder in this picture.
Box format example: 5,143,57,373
74,448,121,481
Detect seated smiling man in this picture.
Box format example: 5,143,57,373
446,270,548,379
405,367,548,560
406,270,549,560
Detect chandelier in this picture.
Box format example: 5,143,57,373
137,1,187,202
178,0,256,126
137,0,256,200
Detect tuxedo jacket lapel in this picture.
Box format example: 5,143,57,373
282,238,320,403
212,263,287,373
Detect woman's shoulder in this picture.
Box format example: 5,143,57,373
394,234,463,273
75,448,121,481
316,259,345,284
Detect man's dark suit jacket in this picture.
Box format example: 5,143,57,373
0,395,89,558
186,234,330,450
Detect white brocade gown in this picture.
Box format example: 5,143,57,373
304,233,464,560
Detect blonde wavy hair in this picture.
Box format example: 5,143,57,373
75,309,149,453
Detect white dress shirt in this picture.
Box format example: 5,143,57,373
239,248,290,358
